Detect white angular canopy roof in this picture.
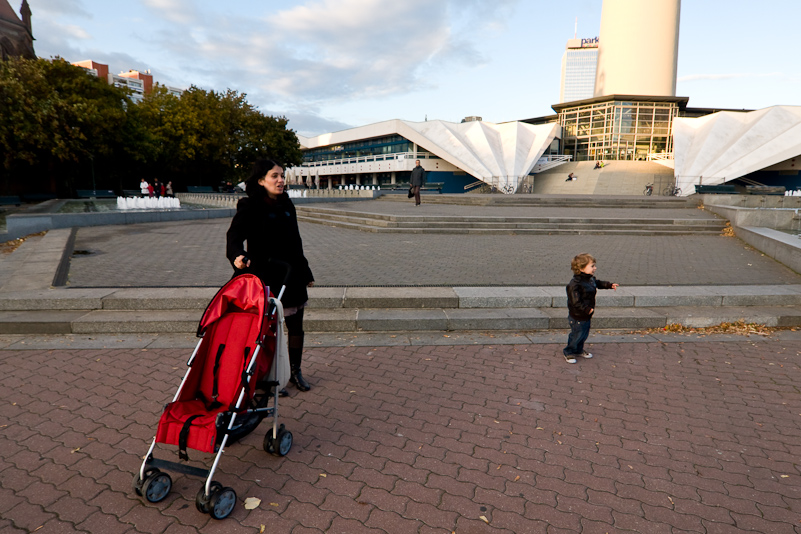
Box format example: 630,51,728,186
298,119,560,190
673,106,801,195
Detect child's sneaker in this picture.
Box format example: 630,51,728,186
564,354,577,364
581,352,593,359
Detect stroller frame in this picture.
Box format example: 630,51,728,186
133,275,292,520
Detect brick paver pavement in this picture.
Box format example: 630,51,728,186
66,218,801,288
2,340,800,533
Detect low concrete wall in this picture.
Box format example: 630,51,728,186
2,206,235,242
178,189,381,209
735,227,801,275
704,204,800,230
702,194,801,209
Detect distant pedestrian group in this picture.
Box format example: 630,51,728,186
139,178,174,198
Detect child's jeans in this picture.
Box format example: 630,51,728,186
564,316,591,356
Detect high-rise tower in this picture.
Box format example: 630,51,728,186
559,37,599,103
593,0,681,97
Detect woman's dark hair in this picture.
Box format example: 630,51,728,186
245,159,281,198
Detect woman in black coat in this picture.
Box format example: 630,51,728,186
226,159,315,393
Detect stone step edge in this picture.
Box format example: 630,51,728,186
2,286,801,311
296,206,724,226
1,306,799,335
296,213,725,229
296,217,722,235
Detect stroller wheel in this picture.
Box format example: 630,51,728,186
196,481,223,513
143,471,172,503
264,424,293,457
132,467,159,496
209,487,237,520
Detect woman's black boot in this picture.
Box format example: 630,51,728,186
288,333,310,391
289,366,310,391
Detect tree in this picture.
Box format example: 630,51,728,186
0,57,149,195
0,57,303,195
138,85,302,188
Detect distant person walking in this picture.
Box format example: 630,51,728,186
563,253,618,364
140,178,149,197
410,159,426,206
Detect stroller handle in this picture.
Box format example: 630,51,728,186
267,260,291,316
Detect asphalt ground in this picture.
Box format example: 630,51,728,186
64,202,800,288
2,339,800,533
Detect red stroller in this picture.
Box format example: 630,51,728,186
132,273,293,520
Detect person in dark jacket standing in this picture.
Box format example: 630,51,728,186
410,160,426,206
227,159,315,393
563,253,618,364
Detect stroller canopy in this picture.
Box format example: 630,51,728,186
198,274,270,337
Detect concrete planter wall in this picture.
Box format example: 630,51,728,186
177,189,381,209
2,206,235,242
734,227,801,275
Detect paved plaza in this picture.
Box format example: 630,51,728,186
2,338,801,533
64,201,800,288
2,198,801,532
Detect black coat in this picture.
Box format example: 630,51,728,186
226,193,314,307
410,165,426,186
566,273,613,321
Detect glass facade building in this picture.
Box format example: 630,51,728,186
552,96,688,161
303,135,418,163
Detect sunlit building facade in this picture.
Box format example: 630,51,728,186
559,37,598,103
553,95,685,161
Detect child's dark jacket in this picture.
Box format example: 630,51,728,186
566,273,614,320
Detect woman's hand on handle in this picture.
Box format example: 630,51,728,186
234,255,250,270
307,281,315,288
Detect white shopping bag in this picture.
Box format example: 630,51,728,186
266,297,290,389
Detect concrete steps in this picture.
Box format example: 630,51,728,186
295,206,725,235
377,195,694,208
2,285,799,335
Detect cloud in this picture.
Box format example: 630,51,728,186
141,0,199,25
31,0,519,136
144,0,518,106
276,110,354,138
678,72,783,82
33,0,91,18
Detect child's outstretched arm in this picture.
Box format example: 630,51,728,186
597,280,618,290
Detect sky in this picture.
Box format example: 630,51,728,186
24,0,801,137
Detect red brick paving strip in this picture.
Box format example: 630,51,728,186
1,341,800,532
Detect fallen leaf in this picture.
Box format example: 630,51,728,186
71,448,80,453
260,526,266,533
514,476,520,481
319,473,327,477
536,427,543,430
479,515,489,524
781,475,790,478
244,497,261,510
269,502,279,507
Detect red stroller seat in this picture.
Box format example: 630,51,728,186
156,311,266,456
133,274,293,520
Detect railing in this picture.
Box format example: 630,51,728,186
464,180,485,191
647,152,674,161
529,154,572,174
